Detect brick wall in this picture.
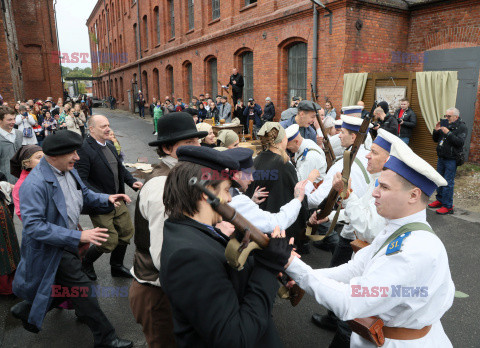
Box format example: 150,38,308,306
0,13,15,104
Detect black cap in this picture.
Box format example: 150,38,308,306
184,107,199,116
177,145,239,172
223,148,254,170
248,98,254,102
292,96,300,101
297,100,316,111
220,95,228,100
149,112,207,147
378,101,389,114
42,130,83,156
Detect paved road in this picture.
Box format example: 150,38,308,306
1,108,479,348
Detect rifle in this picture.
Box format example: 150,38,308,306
315,101,377,221
189,176,305,307
311,83,335,170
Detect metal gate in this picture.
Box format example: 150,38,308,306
424,47,480,159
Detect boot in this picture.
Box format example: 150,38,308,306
110,244,132,278
82,245,104,281
11,300,39,333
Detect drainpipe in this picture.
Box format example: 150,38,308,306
312,4,318,99
103,0,112,97
136,0,142,97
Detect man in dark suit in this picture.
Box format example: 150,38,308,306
160,146,292,347
76,115,143,280
393,98,417,144
227,68,244,106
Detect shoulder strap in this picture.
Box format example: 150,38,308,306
354,158,370,184
373,222,434,258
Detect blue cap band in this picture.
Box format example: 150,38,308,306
373,136,391,152
342,122,361,132
384,155,437,196
288,130,300,142
343,108,363,115
335,124,341,129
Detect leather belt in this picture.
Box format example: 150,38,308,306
383,325,432,340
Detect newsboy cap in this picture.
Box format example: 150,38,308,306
42,130,83,156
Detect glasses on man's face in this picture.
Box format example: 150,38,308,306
444,115,453,118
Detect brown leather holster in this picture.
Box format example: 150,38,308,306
350,239,371,253
348,316,433,347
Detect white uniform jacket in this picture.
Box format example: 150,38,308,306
306,145,372,240
328,172,386,243
229,188,302,233
287,209,455,347
130,156,178,286
294,138,327,181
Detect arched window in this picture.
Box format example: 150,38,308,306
142,15,148,49
188,0,194,31
154,7,160,44
114,78,118,99
184,62,193,102
168,0,175,38
133,23,138,59
142,70,149,102
153,68,159,99
242,51,253,101
287,42,307,100
166,65,174,96
119,76,124,101
205,57,217,97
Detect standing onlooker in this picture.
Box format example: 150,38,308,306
280,96,300,121
263,97,275,122
243,98,262,137
42,111,57,137
86,97,93,116
234,99,247,133
149,98,157,117
76,115,143,281
57,103,70,130
108,130,124,162
73,103,87,137
153,100,163,135
429,107,467,215
109,95,116,110
65,108,84,136
218,95,232,123
10,145,43,220
324,101,337,119
137,91,146,118
164,99,175,114
393,98,417,144
197,102,207,122
16,105,37,145
358,101,369,119
226,68,244,106
372,101,398,136
175,99,185,112
207,100,220,123
0,107,23,184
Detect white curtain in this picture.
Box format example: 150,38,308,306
416,71,458,133
342,73,368,107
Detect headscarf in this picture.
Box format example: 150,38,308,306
10,145,43,178
217,130,239,148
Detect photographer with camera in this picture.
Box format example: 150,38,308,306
65,104,86,137
393,98,417,144
242,98,262,138
372,101,398,137
429,107,467,215
281,96,300,121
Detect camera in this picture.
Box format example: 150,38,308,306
73,112,80,117
440,119,448,127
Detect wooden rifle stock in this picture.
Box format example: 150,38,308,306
189,177,305,306
315,102,376,220
310,83,335,170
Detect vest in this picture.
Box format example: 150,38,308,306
133,160,172,282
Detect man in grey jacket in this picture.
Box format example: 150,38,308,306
218,95,232,123
0,106,23,183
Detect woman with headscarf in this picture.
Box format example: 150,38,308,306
196,122,217,148
246,122,309,252
216,129,239,149
11,145,43,220
0,168,19,295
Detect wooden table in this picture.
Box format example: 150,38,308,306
238,140,263,156
212,124,244,137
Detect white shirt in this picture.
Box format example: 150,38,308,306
0,127,16,143
294,138,327,182
287,209,454,348
306,145,371,240
328,134,344,159
130,156,178,286
15,114,37,145
229,188,302,233
328,172,386,244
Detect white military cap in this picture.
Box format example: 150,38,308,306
341,105,364,117
334,119,343,129
373,128,402,153
340,115,372,132
384,140,447,196
285,124,300,142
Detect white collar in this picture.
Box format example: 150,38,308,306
96,139,107,147
162,156,178,169
0,127,15,135
386,209,427,230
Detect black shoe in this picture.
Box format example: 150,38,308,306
110,244,132,278
111,265,133,278
296,241,310,255
95,337,133,348
82,246,104,281
10,301,40,334
311,313,338,332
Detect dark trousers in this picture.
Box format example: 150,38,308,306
436,157,457,208
232,93,242,107
139,105,145,118
50,250,116,345
327,236,354,348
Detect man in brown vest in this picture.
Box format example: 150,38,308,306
128,112,208,348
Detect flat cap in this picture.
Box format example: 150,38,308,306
42,130,83,156
177,145,239,172
297,100,316,111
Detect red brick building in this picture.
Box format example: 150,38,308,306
87,0,480,162
0,0,63,104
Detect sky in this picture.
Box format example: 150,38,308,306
56,0,98,69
